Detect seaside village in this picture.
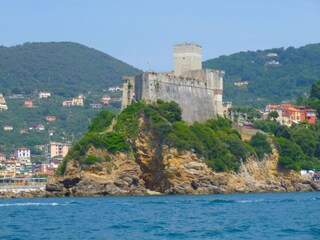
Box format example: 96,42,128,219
0,87,122,179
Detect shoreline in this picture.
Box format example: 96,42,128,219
0,183,319,199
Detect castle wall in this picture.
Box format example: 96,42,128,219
133,70,224,123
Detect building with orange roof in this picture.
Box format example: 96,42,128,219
265,103,317,126
24,100,33,107
45,116,56,121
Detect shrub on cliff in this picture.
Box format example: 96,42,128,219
249,132,272,160
103,132,129,154
114,101,146,138
81,155,103,165
88,110,115,133
155,99,182,122
275,137,306,170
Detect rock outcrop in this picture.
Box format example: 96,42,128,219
44,117,320,198
3,114,319,198
45,151,148,197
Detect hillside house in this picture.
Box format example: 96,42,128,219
49,159,62,170
90,103,102,109
50,142,71,158
14,148,31,161
37,124,45,131
108,86,122,92
234,81,249,87
24,100,33,107
45,116,56,121
265,60,280,66
0,93,6,104
32,162,56,175
266,53,278,57
72,95,84,106
39,92,51,98
3,125,13,131
20,129,29,134
4,160,21,176
62,95,84,107
101,95,111,105
62,100,73,107
0,104,8,111
0,153,6,161
48,130,55,136
20,162,32,175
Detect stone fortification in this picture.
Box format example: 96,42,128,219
121,43,224,123
174,43,202,76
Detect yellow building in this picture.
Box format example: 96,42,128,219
50,142,71,158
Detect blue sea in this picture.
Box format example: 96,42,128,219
0,192,319,239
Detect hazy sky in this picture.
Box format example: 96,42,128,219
1,0,319,71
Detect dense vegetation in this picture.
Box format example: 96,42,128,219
59,100,274,175
203,43,320,107
0,42,141,97
253,120,320,171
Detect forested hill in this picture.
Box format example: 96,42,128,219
203,43,320,107
0,42,141,97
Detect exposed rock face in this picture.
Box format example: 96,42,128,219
43,117,319,197
46,151,148,197
227,145,319,193
0,189,47,198
4,116,319,198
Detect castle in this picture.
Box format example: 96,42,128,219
121,43,224,123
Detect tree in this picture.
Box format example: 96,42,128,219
268,111,279,121
310,80,320,99
249,133,272,160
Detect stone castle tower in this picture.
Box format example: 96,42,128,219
122,43,224,123
174,43,202,76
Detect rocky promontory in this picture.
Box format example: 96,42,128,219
2,101,319,198
44,102,319,197
45,141,319,198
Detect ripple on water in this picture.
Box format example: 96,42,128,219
0,192,319,240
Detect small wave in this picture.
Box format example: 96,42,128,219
311,197,320,201
142,201,169,205
208,199,236,204
0,202,69,207
65,200,81,205
236,199,264,203
236,198,296,204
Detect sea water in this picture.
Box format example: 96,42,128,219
0,192,319,239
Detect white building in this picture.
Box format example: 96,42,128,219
14,148,31,161
39,92,51,98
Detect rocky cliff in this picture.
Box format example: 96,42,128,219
44,116,319,198
3,101,319,198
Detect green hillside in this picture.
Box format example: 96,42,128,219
0,42,141,97
0,42,141,155
203,43,320,107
